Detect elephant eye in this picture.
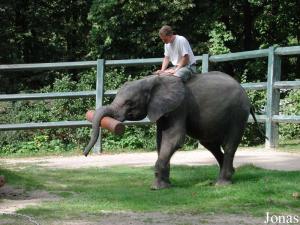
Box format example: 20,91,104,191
126,100,134,107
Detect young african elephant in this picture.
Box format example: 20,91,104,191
84,71,259,189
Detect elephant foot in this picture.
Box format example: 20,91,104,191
215,179,232,186
151,179,171,190
232,167,236,175
216,167,235,186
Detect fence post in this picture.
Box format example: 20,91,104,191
93,59,105,153
201,54,209,73
265,47,281,149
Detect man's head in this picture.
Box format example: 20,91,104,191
159,25,175,44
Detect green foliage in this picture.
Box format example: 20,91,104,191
88,0,205,59
0,0,92,64
242,89,267,146
280,90,300,140
1,135,75,156
1,1,300,154
208,22,235,54
0,0,92,93
0,70,97,155
102,125,156,151
0,68,157,155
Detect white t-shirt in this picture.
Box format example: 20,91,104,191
164,35,196,66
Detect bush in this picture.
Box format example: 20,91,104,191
0,68,157,155
241,89,267,146
1,134,75,156
279,89,300,140
0,69,95,155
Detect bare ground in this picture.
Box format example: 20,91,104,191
1,148,300,171
0,148,299,224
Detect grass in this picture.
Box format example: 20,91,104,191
0,164,299,222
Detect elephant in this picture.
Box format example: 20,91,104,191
84,71,260,189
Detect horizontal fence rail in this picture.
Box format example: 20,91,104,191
241,82,267,90
0,121,91,131
275,46,300,55
209,49,269,62
274,81,300,89
0,90,119,101
0,61,98,71
272,115,300,123
0,91,96,101
1,46,300,151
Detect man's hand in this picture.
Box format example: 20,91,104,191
164,68,176,74
154,68,176,75
153,70,164,75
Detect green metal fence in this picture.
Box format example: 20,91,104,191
0,46,300,152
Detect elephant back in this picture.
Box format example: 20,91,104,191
186,71,251,114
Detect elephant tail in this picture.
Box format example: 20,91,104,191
250,106,268,140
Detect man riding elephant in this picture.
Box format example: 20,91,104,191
155,25,197,82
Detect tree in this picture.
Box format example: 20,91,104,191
0,0,92,93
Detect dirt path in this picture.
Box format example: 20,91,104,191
74,211,264,225
1,148,300,171
0,148,299,224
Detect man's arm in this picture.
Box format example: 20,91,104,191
175,54,189,71
154,56,170,75
164,54,189,74
161,56,170,71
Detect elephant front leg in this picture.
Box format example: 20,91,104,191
151,160,171,190
151,119,186,190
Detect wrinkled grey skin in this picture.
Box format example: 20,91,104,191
84,71,253,189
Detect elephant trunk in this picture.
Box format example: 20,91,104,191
83,106,114,156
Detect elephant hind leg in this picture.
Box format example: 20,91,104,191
216,150,236,185
217,126,244,185
200,142,224,169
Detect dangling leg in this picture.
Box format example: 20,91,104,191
152,117,186,190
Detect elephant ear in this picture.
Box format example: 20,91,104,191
147,76,185,122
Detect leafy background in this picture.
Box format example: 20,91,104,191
0,0,299,154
